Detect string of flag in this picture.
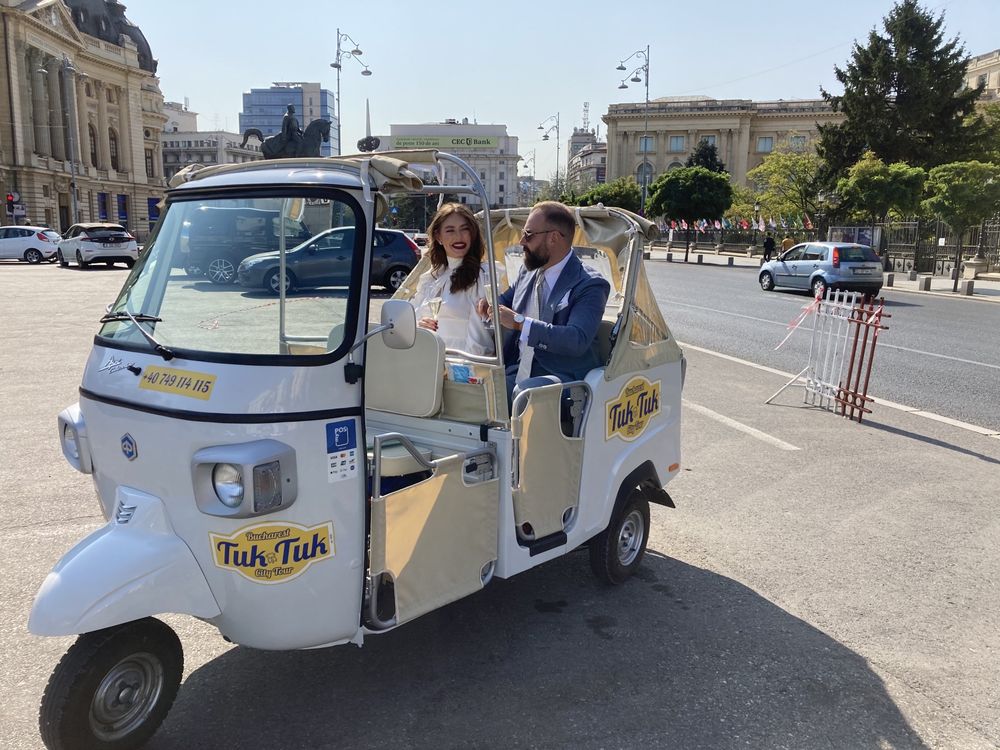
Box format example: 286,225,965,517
663,214,815,232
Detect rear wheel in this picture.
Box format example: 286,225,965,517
39,618,183,750
265,268,294,295
76,250,89,269
811,276,828,299
105,260,116,267
183,263,203,277
589,490,650,585
57,250,68,268
124,259,135,269
383,266,410,291
759,271,774,291
24,248,43,264
206,257,237,285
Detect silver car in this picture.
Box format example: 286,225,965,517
759,242,883,298
0,225,61,263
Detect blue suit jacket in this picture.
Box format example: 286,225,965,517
499,252,611,385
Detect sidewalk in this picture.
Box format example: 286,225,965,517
646,245,1000,303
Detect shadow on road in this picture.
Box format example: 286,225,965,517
865,419,1000,465
153,553,927,749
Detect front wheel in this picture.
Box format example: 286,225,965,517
206,257,237,285
811,276,828,299
25,248,44,264
589,491,650,585
759,271,774,291
57,250,69,268
265,268,294,295
382,266,410,291
39,617,183,750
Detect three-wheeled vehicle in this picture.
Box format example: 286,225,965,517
29,151,685,749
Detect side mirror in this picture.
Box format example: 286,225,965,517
307,244,317,255
380,299,416,350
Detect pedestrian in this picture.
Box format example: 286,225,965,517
762,232,776,263
781,235,794,253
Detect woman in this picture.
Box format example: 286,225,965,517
410,203,503,355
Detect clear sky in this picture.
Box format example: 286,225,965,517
128,0,998,180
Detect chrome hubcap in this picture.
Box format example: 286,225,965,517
90,652,164,741
389,270,407,289
616,509,645,567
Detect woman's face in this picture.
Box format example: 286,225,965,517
435,213,474,259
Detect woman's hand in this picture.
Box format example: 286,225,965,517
417,317,439,331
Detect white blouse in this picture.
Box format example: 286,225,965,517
411,257,505,356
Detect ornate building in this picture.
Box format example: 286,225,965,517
0,0,166,237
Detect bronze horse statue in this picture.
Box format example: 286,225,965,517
240,118,331,159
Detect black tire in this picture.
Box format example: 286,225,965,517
76,250,89,269
383,266,410,291
811,276,828,299
25,248,44,264
183,263,203,277
105,260,116,267
124,259,135,269
264,268,295,295
206,256,237,285
589,490,650,585
759,271,774,291
57,250,69,268
39,617,183,750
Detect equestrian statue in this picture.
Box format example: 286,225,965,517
241,104,331,159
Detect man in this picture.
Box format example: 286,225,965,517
477,202,610,402
781,235,794,253
280,104,303,156
762,232,776,263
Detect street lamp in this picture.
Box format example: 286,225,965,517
537,113,560,196
751,200,761,250
330,28,372,155
520,149,536,206
616,45,650,214
38,54,81,226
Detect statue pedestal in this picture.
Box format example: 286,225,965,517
963,257,987,279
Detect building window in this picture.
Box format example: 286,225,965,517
702,135,716,147
109,129,119,170
499,184,504,193
499,172,505,179
636,162,654,188
88,125,98,164
85,82,92,98
789,135,807,151
668,135,685,152
756,136,774,153
106,88,115,104
145,149,154,178
480,171,486,179
639,135,654,153
978,73,988,88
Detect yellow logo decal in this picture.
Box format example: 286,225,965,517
210,521,335,584
606,376,661,441
139,365,216,400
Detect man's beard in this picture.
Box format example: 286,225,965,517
523,246,546,270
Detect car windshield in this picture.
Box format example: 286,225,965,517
838,246,880,263
98,192,363,360
42,230,61,241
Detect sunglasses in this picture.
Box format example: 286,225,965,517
521,228,563,240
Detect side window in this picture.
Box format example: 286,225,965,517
783,246,805,261
17,228,32,238
0,229,10,239
372,232,387,248
803,245,824,261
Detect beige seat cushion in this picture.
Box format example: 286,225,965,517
366,328,445,418
368,441,434,477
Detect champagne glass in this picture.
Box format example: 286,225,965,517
428,297,443,321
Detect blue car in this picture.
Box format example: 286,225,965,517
759,242,883,298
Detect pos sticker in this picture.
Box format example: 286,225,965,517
326,419,358,483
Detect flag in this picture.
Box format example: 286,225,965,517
680,219,688,230
780,215,788,229
670,219,677,230
714,219,722,230
758,216,766,232
740,218,749,230
803,213,813,230
768,217,777,230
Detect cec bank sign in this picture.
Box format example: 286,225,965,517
393,135,499,149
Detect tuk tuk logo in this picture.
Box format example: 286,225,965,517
606,377,661,441
210,521,335,584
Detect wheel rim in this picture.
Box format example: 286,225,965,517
813,280,826,298
389,269,407,289
208,258,235,283
89,652,165,741
268,271,289,293
26,249,41,263
760,273,773,290
616,509,645,567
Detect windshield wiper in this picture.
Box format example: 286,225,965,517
102,308,176,361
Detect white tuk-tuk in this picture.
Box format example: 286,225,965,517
29,151,684,749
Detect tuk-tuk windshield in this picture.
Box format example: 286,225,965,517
99,192,364,359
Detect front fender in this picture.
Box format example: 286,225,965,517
29,487,221,636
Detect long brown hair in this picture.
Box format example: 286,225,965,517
426,203,485,294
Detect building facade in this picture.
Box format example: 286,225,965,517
567,141,607,188
239,83,336,157
381,119,520,209
161,102,261,183
966,48,1000,104
0,0,167,237
603,96,845,188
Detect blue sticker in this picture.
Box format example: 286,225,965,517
326,419,357,453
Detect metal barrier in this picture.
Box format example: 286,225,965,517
766,290,889,423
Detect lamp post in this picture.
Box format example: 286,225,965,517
39,54,81,226
750,201,761,251
520,149,536,206
616,45,650,214
330,28,371,156
537,113,560,196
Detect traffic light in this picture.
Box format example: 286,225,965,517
5,193,13,215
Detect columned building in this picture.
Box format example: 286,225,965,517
603,96,845,188
0,0,167,237
967,48,1000,104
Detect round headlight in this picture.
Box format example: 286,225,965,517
212,463,244,508
62,423,79,461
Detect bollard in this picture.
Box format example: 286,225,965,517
885,272,894,287
917,275,932,291
643,251,651,260
727,257,734,267
950,268,958,280
908,270,917,281
958,279,974,296
697,254,704,264
666,252,672,262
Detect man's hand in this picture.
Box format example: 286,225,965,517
496,305,519,330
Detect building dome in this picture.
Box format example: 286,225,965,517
64,0,157,73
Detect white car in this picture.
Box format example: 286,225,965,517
57,223,138,268
0,225,61,263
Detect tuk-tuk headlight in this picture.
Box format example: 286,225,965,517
212,463,245,507
62,423,80,461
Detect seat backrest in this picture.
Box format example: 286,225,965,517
366,328,445,418
596,317,616,364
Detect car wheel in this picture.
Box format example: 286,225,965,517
76,250,89,269
125,259,135,268
24,248,43,264
57,250,68,268
759,271,775,291
184,263,203,277
105,260,116,267
206,257,237,285
39,617,183,750
811,277,828,299
382,266,410,291
589,489,650,585
264,268,295,295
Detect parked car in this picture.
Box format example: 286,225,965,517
237,226,421,294
759,242,883,298
0,225,61,263
179,205,312,284
57,223,138,268
413,232,429,248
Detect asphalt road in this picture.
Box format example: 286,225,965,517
1,262,999,749
645,259,1000,432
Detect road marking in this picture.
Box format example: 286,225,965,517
666,300,1000,371
680,341,1000,438
683,399,801,451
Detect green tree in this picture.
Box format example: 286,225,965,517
977,102,1000,164
576,176,643,214
685,139,726,173
922,161,1000,291
747,147,823,219
817,0,984,184
647,167,733,261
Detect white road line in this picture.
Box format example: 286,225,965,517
683,399,801,451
